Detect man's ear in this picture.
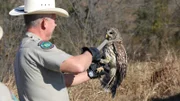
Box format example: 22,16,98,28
41,19,46,30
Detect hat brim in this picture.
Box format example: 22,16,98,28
0,26,3,40
9,5,69,17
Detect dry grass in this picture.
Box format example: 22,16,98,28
68,52,180,101
2,51,180,101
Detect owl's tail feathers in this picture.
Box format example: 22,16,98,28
117,63,127,86
110,76,121,98
101,78,112,94
100,73,111,87
100,64,111,86
110,68,125,98
111,85,117,98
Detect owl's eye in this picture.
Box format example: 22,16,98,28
109,32,113,34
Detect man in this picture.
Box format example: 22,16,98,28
0,26,12,101
0,27,19,101
9,0,104,101
0,26,3,40
0,82,13,101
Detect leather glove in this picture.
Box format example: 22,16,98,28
82,47,101,62
87,63,105,79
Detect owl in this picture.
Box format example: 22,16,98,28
100,28,128,98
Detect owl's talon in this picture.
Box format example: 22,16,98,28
97,67,104,73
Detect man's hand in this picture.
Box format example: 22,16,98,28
87,63,105,79
82,47,101,62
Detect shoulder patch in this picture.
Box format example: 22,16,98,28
38,41,54,49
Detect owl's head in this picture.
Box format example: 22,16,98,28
106,28,121,41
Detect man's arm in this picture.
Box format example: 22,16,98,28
60,51,92,73
60,47,101,73
64,72,90,87
64,63,105,87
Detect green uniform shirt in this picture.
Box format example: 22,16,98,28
14,32,71,101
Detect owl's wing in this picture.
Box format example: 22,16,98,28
110,41,128,98
114,41,128,64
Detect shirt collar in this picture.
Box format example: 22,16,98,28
25,32,42,40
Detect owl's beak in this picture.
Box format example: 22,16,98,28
106,34,109,39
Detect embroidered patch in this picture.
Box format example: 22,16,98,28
38,41,54,49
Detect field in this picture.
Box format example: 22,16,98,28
68,53,180,101
1,0,180,101
4,51,179,101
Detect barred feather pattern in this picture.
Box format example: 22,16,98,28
100,28,128,98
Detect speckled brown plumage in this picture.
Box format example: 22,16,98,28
100,28,128,98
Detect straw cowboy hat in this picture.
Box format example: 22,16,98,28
9,0,69,17
0,26,3,40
